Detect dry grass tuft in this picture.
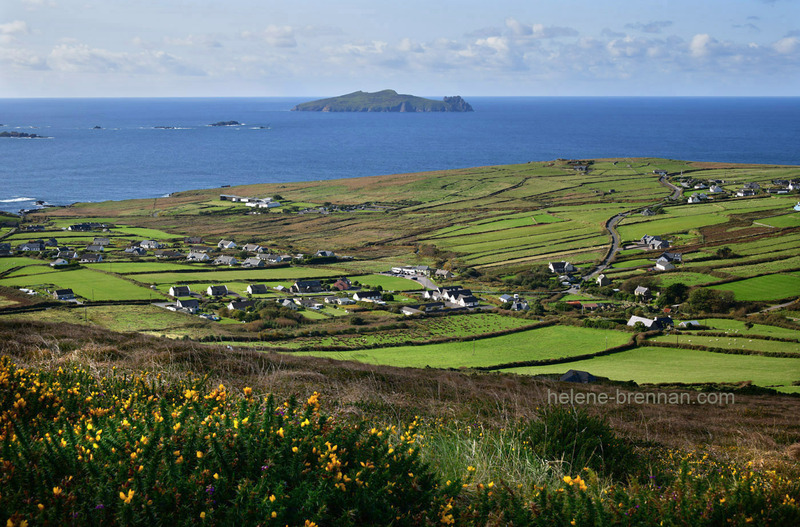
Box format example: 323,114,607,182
788,443,800,461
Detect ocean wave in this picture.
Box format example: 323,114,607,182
0,197,36,203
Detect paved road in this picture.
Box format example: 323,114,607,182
659,175,683,200
580,175,681,282
582,212,627,281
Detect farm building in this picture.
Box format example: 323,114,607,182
596,274,610,287
634,286,652,300
626,316,673,330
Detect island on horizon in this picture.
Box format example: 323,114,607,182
291,89,474,112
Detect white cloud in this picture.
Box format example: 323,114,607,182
773,36,798,54
504,18,579,39
241,25,296,48
0,46,47,69
0,20,29,35
689,33,715,58
47,42,205,76
163,34,222,48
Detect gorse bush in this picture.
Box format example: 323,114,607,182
1,357,798,526
523,405,638,481
0,357,457,526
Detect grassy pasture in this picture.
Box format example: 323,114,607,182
503,346,800,389
0,268,156,301
695,318,800,339
617,212,728,242
6,305,215,335
756,213,800,228
350,274,425,291
649,334,800,354
274,313,538,350
294,325,632,369
84,261,201,274
708,273,800,301
715,256,800,277
655,272,720,287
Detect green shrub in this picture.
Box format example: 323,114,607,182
523,405,637,481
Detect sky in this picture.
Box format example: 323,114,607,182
0,0,798,97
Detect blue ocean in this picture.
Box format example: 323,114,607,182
1,97,799,213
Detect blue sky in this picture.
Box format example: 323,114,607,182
0,0,798,97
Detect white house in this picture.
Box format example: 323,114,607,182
217,240,237,249
186,251,210,262
140,240,163,250
169,285,192,297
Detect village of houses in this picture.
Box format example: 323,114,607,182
1,208,695,334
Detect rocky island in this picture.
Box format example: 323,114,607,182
209,121,242,127
291,90,473,112
0,131,48,139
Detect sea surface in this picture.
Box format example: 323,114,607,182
1,97,799,213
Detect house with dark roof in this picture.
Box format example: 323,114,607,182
125,246,147,256
79,253,103,263
548,261,576,274
184,236,204,245
177,298,199,313
435,269,454,279
52,288,75,300
207,285,228,296
291,280,323,293
85,244,105,252
228,300,256,311
20,241,45,251
92,237,110,246
169,285,192,297
246,284,269,295
314,250,336,258
0,243,11,256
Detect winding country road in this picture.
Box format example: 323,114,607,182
581,174,682,282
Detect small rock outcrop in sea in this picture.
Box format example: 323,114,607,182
0,131,47,139
93,125,102,129
291,90,474,112
154,126,176,129
209,121,242,127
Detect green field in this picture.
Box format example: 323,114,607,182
0,268,157,301
649,334,800,354
655,272,721,287
272,313,539,350
694,318,800,339
503,346,800,389
351,274,425,291
293,325,632,369
708,273,800,301
756,213,800,228
84,261,204,274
